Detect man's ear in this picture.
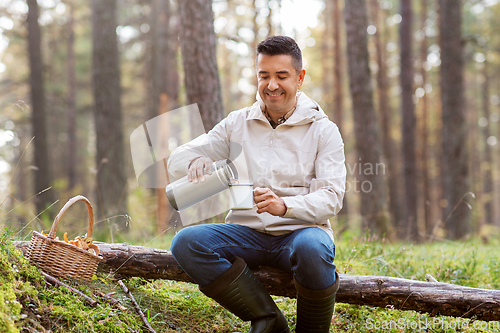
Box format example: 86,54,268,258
298,69,306,87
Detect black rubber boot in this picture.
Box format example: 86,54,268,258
294,272,340,333
200,257,290,333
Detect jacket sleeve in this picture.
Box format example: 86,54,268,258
167,114,233,180
281,122,346,223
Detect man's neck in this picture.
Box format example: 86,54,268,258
267,108,290,123
263,105,297,128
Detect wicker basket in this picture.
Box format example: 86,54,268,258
28,195,102,281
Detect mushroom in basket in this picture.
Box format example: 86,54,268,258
64,232,100,256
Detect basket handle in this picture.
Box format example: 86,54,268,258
48,195,95,239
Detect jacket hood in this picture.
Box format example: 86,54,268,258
250,91,328,125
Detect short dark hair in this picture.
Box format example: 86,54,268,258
256,36,302,73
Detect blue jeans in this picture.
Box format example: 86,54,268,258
171,223,337,290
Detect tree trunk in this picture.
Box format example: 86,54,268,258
322,0,332,115
66,5,77,191
252,0,259,90
12,130,29,232
481,61,493,225
432,0,444,240
333,0,349,227
178,0,224,132
418,0,433,238
149,0,179,234
400,0,419,242
267,0,273,36
336,275,500,321
439,0,470,239
275,0,283,36
15,241,500,321
91,0,128,229
150,0,177,120
371,0,405,237
26,0,55,217
466,75,481,233
344,0,390,236
333,0,343,132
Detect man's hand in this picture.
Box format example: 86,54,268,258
188,157,212,183
254,187,287,216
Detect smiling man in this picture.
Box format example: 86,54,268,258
169,36,346,333
257,52,305,126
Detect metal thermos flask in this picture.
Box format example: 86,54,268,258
166,159,237,211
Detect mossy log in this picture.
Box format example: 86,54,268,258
15,241,500,321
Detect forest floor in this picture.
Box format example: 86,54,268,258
2,228,500,332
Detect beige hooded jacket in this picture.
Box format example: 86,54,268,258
167,92,346,239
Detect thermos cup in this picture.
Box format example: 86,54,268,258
228,184,254,209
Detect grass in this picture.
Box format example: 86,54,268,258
336,235,500,290
1,227,500,332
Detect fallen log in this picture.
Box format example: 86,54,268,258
15,241,500,321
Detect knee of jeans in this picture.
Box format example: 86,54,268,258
295,242,334,263
292,232,335,263
171,227,198,261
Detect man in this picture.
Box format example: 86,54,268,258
169,36,346,333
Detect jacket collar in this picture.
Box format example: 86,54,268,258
247,91,328,126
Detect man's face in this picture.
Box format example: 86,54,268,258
256,54,306,117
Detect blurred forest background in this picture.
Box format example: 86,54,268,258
0,0,499,245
